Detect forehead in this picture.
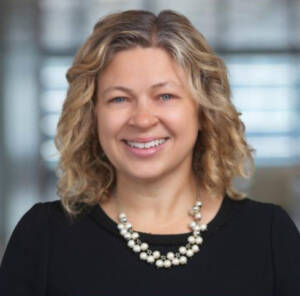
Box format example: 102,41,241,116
97,47,189,91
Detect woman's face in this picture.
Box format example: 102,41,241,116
95,47,200,182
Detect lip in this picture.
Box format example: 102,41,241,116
122,138,169,158
122,137,169,143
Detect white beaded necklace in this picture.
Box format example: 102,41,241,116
114,185,208,268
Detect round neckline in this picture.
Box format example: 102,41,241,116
89,193,239,245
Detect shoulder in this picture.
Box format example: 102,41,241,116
12,199,88,232
20,199,93,226
7,200,63,239
228,195,299,232
5,199,93,248
19,199,66,223
228,195,285,216
0,200,73,292
28,198,96,216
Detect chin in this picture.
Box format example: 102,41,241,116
125,170,166,182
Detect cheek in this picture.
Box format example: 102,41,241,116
96,112,124,143
167,107,199,132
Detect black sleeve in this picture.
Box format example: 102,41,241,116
0,203,49,296
271,205,300,295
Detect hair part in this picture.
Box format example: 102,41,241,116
54,9,255,218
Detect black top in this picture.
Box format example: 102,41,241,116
0,194,300,296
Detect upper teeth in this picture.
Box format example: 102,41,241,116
126,138,167,149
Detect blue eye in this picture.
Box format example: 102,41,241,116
160,94,174,101
110,97,126,103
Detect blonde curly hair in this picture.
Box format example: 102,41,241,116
54,9,255,217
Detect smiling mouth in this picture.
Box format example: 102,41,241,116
122,137,170,143
122,138,169,149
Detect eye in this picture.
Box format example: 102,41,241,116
160,94,175,101
109,96,127,104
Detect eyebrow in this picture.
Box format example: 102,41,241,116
100,81,182,97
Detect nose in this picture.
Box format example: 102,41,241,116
128,100,159,128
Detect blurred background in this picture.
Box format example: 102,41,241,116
0,0,300,260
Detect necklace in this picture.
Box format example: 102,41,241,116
113,185,207,268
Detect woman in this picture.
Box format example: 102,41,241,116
0,9,299,296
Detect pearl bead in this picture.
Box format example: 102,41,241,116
172,258,180,265
167,252,174,260
195,225,201,231
141,243,148,250
196,200,202,207
117,223,124,230
133,245,141,252
164,260,171,268
200,224,207,231
119,213,126,219
124,232,131,240
179,256,187,264
156,259,163,267
125,222,132,229
131,232,139,239
195,213,201,220
128,240,135,248
120,229,128,236
188,236,195,244
196,236,203,244
192,245,199,252
140,252,147,260
192,205,199,212
153,251,160,259
189,221,196,229
147,256,154,263
186,249,194,257
120,217,127,223
179,246,186,254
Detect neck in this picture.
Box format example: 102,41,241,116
110,170,203,230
